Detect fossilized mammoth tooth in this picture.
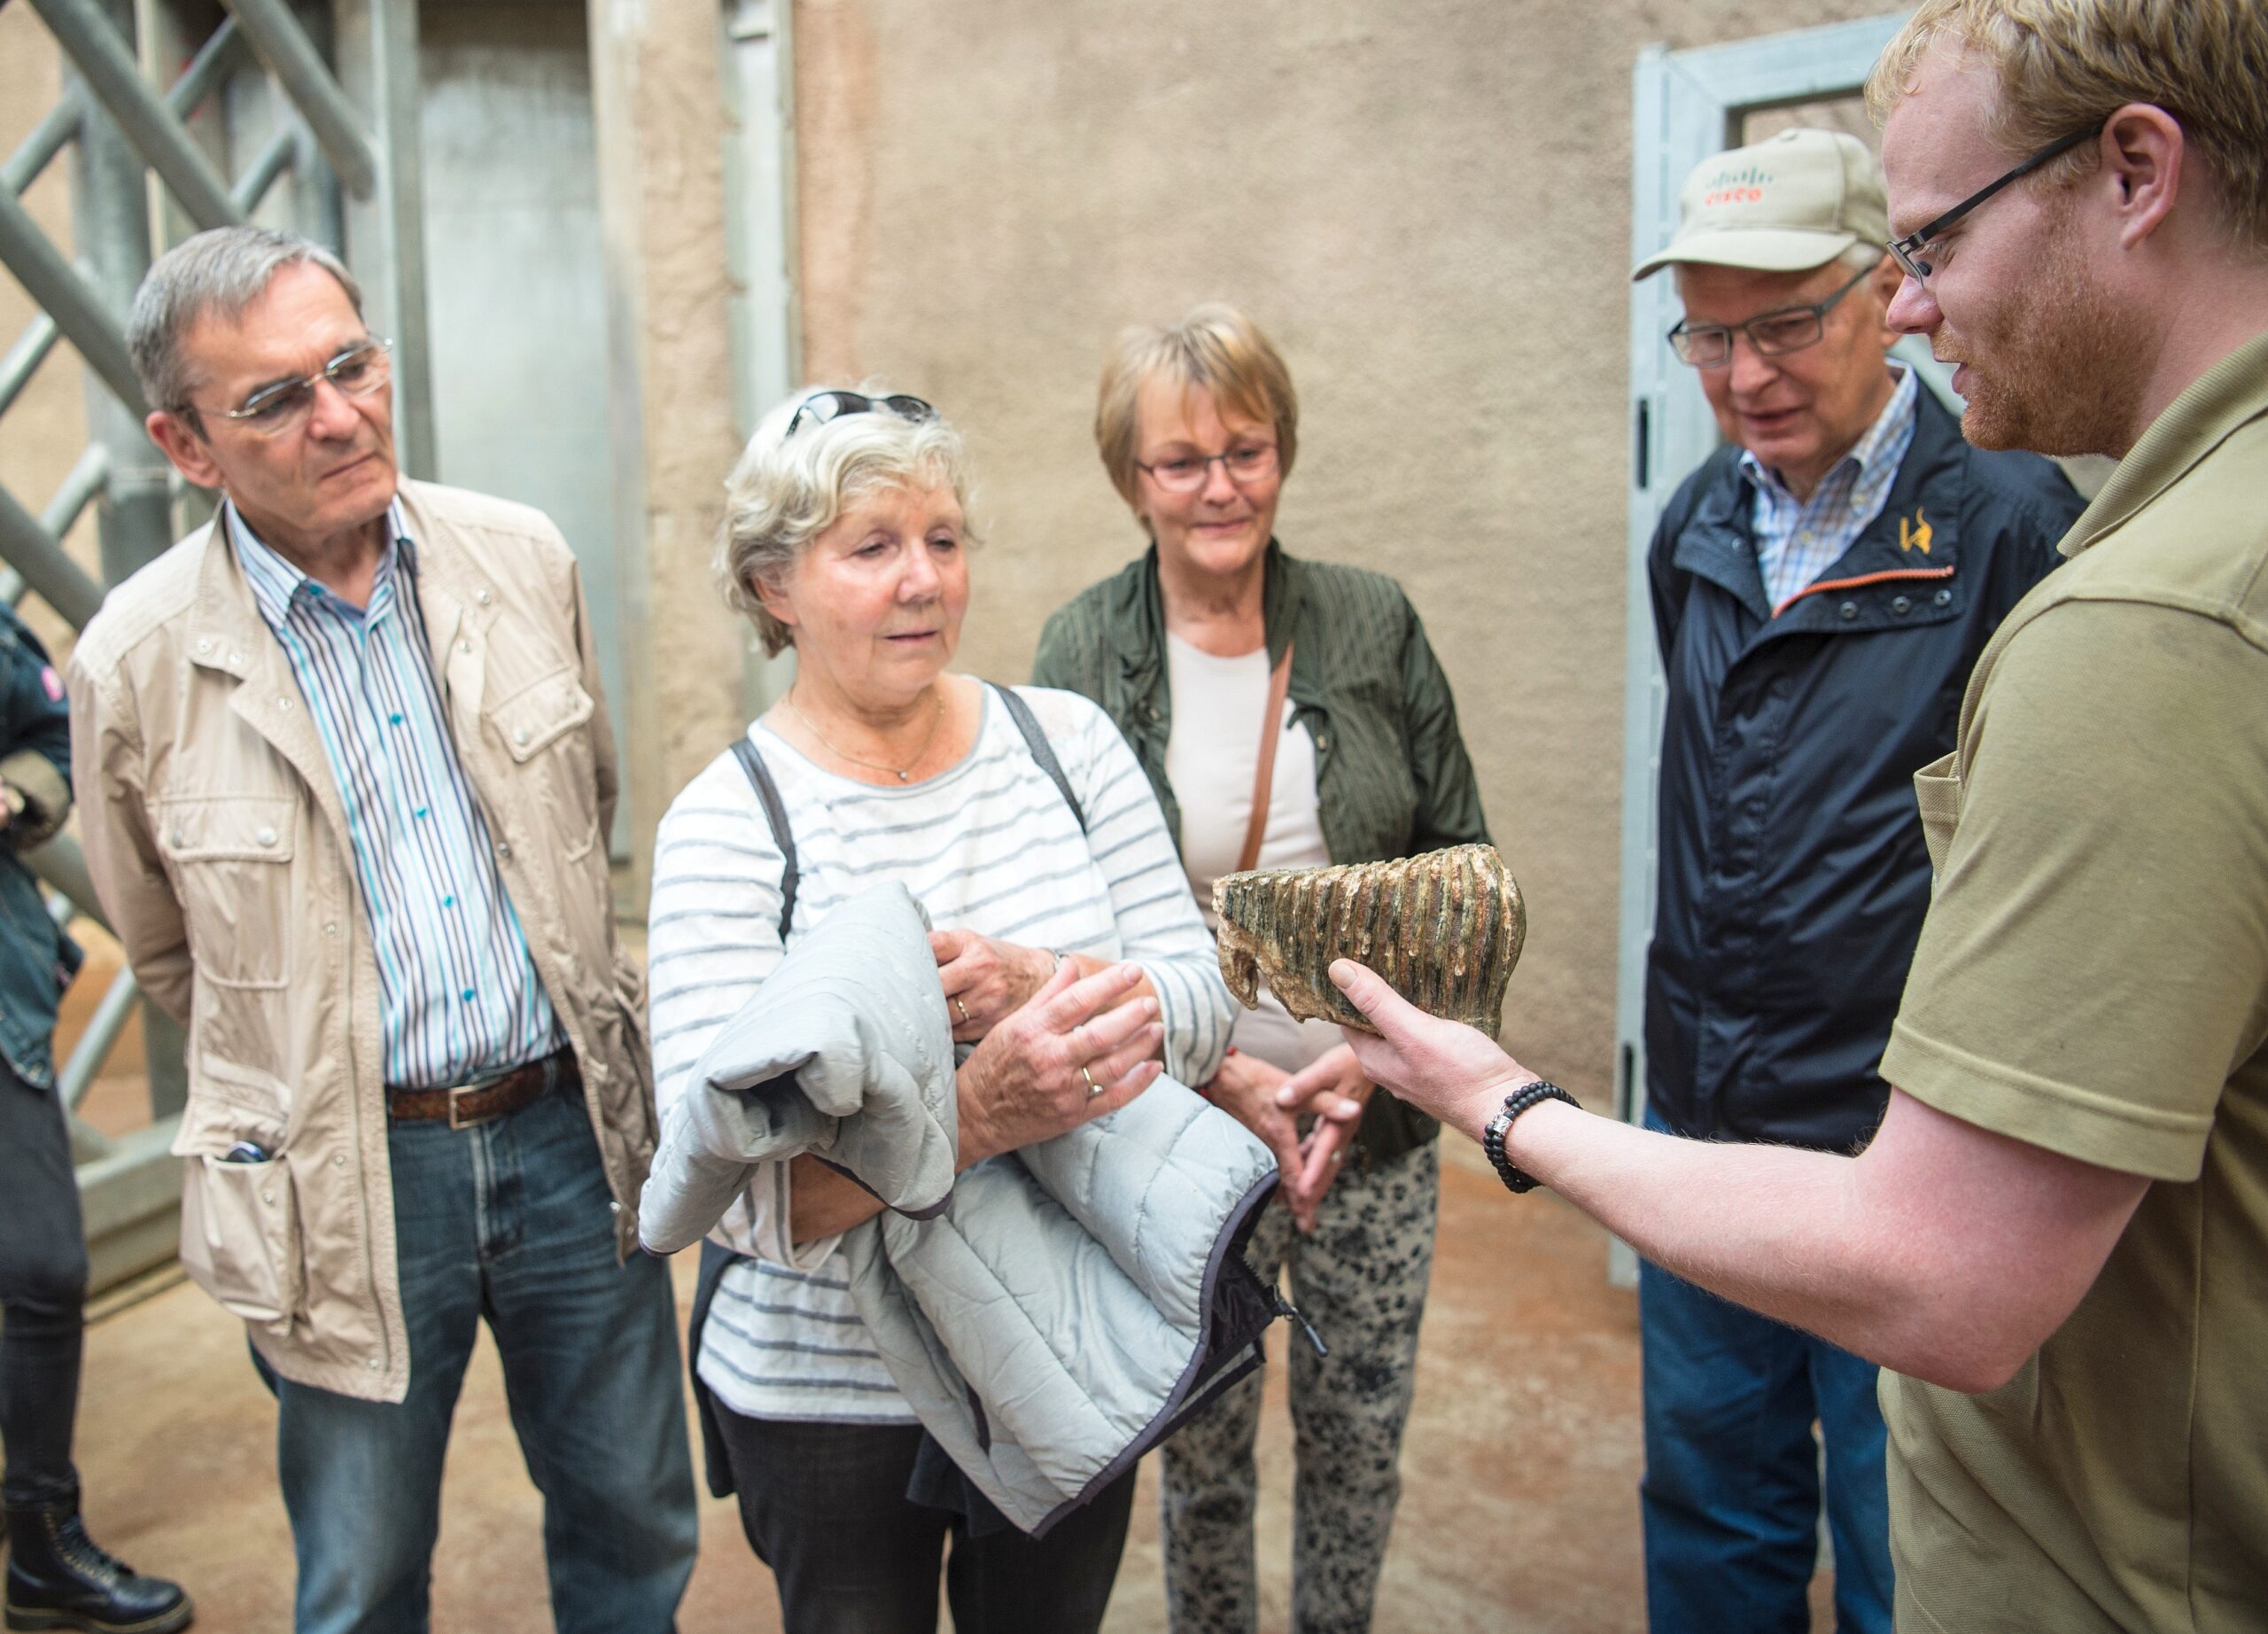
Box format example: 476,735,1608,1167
1214,844,1524,1038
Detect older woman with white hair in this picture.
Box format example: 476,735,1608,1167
647,387,1236,1634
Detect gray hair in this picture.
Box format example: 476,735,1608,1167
127,225,363,414
716,387,977,657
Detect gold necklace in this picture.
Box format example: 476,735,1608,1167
786,687,945,783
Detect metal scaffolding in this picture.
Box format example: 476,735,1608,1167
2,0,431,1290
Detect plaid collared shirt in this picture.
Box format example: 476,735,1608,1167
229,500,560,1090
1741,366,1920,611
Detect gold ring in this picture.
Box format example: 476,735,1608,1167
952,996,970,1025
1080,1064,1101,1098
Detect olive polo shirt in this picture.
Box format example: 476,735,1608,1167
1876,329,2268,1633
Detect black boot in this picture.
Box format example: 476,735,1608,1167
4,1494,190,1634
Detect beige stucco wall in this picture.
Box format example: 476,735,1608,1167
772,0,1905,1097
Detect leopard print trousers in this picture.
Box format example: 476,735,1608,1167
1160,1140,1440,1634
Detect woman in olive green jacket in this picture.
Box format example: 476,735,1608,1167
1033,303,1488,1634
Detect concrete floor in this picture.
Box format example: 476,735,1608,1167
58,1150,1836,1632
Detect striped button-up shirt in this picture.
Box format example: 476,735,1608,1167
229,501,560,1089
1743,365,1920,611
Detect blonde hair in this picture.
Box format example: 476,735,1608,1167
1868,0,2268,251
1093,303,1299,515
715,387,975,657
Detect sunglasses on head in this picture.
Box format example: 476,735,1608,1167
783,390,937,440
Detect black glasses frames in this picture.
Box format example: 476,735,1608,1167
783,390,938,440
1887,121,2105,283
1666,258,1883,370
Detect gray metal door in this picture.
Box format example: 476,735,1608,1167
418,0,630,854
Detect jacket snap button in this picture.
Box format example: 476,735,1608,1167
1934,588,1953,606
513,727,530,747
496,843,512,860
332,1152,346,1167
1838,601,1859,620
609,1200,622,1215
256,826,278,847
478,588,493,606
194,638,211,654
260,1189,275,1205
1146,704,1161,721
278,697,292,711
1890,595,1912,615
457,639,472,655
169,829,185,848
366,1357,381,1372
323,922,338,936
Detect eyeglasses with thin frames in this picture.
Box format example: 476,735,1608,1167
1887,122,2104,284
784,390,937,440
1134,443,1280,494
1666,260,1881,370
188,338,392,436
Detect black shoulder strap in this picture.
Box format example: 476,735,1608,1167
730,737,799,938
989,681,1085,834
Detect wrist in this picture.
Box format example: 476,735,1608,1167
1454,1068,1538,1143
1480,1078,1578,1195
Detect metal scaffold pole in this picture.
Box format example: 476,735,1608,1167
63,0,190,1120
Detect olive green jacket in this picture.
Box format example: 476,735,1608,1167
1033,541,1490,1164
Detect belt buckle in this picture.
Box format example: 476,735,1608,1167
446,1082,487,1132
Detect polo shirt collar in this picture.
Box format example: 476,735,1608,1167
2062,326,2268,559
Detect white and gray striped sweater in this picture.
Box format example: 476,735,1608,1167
648,684,1234,1422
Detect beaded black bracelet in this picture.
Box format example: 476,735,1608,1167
1480,1079,1579,1194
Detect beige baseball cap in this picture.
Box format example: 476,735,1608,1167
1632,128,1890,282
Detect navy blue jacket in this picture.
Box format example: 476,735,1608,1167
0,604,80,1089
1644,386,2083,1152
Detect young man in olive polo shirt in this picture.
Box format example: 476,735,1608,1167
1282,3,2268,1628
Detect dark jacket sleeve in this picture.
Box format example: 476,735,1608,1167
0,608,73,851
1031,602,1103,704
1648,456,1724,667
1398,598,1490,852
1970,455,2084,620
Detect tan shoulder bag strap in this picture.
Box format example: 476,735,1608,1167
1235,640,1295,875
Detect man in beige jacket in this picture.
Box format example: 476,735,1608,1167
69,226,695,1633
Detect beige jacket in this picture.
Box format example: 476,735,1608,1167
67,481,654,1403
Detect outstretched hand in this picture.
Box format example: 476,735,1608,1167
1322,960,1534,1142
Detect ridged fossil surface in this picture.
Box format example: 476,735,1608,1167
1214,844,1524,1038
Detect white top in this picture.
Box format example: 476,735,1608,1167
1164,634,1342,1075
648,684,1233,1423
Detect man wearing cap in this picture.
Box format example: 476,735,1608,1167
1626,127,2078,1631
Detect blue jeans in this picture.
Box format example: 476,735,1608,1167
1638,1113,1892,1634
259,1070,697,1634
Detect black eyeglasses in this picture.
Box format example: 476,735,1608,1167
1887,122,2104,284
784,390,936,440
1666,260,1880,370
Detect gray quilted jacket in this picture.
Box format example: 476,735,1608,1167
639,881,1283,1535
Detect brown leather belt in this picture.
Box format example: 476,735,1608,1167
387,1049,578,1129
